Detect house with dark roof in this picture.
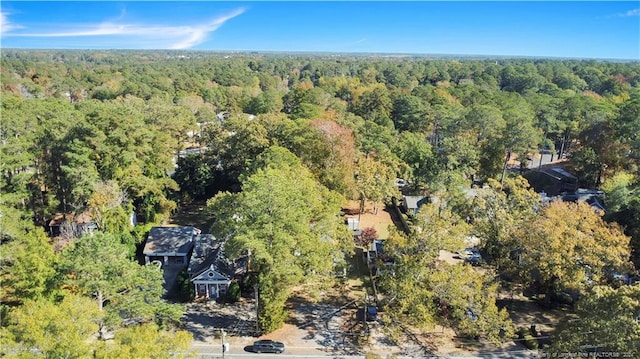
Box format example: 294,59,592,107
48,211,98,238
523,167,578,196
524,167,606,213
188,234,246,300
143,226,199,267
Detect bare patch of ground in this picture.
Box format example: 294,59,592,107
183,298,258,343
343,200,395,239
497,290,573,334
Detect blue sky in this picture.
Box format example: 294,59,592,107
1,2,638,59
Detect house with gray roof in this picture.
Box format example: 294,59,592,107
188,234,246,300
143,226,199,267
401,195,429,216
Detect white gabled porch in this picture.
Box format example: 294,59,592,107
191,264,231,299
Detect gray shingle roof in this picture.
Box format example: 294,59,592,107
188,234,237,278
143,226,198,255
403,195,428,209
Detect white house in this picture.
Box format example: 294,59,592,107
191,263,231,299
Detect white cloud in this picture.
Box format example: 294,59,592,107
1,11,24,34
8,8,246,49
170,8,246,49
612,8,640,18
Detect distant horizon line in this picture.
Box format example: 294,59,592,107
2,48,638,62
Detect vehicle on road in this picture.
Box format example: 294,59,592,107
252,339,285,354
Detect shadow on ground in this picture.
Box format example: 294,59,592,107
182,300,257,342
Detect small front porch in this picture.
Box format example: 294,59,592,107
193,281,229,300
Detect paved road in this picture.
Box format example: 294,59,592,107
192,342,361,358
191,342,538,359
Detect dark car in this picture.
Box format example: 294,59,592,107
252,340,285,354
463,247,482,266
366,305,378,321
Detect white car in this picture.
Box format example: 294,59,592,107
394,178,407,187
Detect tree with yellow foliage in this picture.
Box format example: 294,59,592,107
515,201,632,297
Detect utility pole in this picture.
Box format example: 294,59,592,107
221,328,228,359
254,284,260,335
500,149,511,185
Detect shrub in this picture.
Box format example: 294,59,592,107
226,281,241,303
516,327,539,350
176,268,195,302
522,334,539,350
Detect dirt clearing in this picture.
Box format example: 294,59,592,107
343,200,396,239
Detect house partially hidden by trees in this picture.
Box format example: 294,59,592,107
401,195,429,215
188,234,246,300
143,226,199,267
48,212,97,239
523,167,606,212
523,167,578,196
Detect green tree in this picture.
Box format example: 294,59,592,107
602,173,640,268
245,90,283,115
94,324,194,359
207,146,350,332
548,284,640,355
281,83,326,120
570,98,626,187
615,92,640,160
352,85,393,125
356,120,396,157
438,133,480,186
226,281,241,303
1,294,101,359
202,113,270,183
515,201,632,296
58,233,184,338
172,154,217,201
463,104,506,145
391,94,429,132
379,203,512,344
497,92,541,182
87,180,136,252
0,229,57,304
468,176,541,284
393,131,438,187
355,155,398,215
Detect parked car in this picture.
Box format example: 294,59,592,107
394,178,407,187
252,340,285,354
463,247,482,266
366,305,378,321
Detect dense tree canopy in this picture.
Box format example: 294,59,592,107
1,294,101,358
549,284,640,355
379,203,512,344
207,146,351,332
2,49,639,348
515,201,632,295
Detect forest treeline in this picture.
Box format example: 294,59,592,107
1,50,639,355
